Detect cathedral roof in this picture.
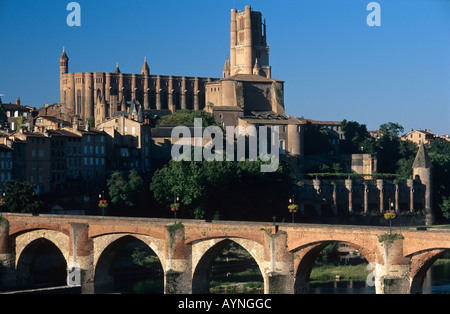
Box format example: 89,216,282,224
223,74,283,83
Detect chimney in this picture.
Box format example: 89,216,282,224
16,97,20,105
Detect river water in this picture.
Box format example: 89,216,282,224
308,262,450,294
114,262,450,294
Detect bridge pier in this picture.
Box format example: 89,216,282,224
164,223,192,294
263,227,294,294
69,223,94,294
374,238,411,294
0,219,15,290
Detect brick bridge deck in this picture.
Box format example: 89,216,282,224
1,213,449,294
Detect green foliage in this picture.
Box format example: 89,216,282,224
150,159,293,221
439,196,450,219
0,97,7,127
307,173,405,180
340,119,370,154
3,180,42,213
303,121,333,155
428,138,450,218
16,116,24,130
86,116,95,129
131,248,160,267
157,110,220,128
378,122,404,139
167,221,184,233
107,169,146,209
378,233,404,243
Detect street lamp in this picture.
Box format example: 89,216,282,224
98,190,108,216
171,195,180,222
384,198,396,234
288,195,298,223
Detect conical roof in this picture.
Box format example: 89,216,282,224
114,62,121,74
413,142,432,168
60,47,68,60
141,57,149,74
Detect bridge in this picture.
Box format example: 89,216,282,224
1,213,449,294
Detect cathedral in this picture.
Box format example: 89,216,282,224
59,48,215,126
59,5,287,129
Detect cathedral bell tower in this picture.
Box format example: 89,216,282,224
229,6,271,78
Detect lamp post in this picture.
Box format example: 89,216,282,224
98,190,107,216
384,199,396,235
171,195,180,222
288,195,298,223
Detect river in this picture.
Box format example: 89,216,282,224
113,261,450,294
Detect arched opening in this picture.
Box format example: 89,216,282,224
16,238,67,289
294,241,374,294
94,235,164,294
192,239,264,294
411,249,450,294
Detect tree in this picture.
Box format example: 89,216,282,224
379,122,404,139
157,109,220,128
428,138,450,220
440,196,450,220
0,97,7,129
150,159,293,221
3,180,42,213
303,121,332,155
107,169,146,210
86,116,95,129
340,119,371,154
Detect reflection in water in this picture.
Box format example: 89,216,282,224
112,261,450,294
422,262,450,294
309,280,375,294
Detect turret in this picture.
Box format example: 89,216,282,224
413,142,433,225
223,60,231,78
141,57,150,75
114,63,121,74
60,47,69,76
253,59,261,76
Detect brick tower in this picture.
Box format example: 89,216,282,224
229,6,271,78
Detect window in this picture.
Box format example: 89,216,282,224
38,149,44,157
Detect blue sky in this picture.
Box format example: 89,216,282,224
0,0,449,135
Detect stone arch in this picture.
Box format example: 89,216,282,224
191,237,266,294
292,240,375,294
93,234,165,293
15,234,68,289
409,248,448,294
14,229,70,269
